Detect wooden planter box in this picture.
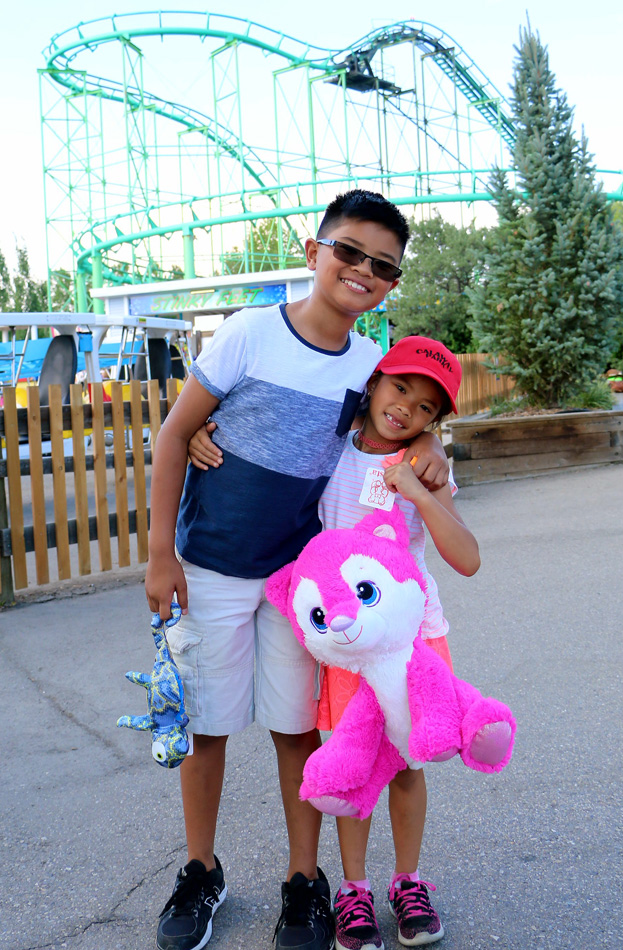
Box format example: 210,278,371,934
448,409,623,485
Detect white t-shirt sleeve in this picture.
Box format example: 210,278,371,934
192,311,248,399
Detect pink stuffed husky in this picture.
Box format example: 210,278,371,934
266,506,516,820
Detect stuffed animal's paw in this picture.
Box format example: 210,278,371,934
460,698,516,773
469,721,513,765
431,746,459,762
306,795,358,817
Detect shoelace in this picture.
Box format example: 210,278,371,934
335,887,378,932
275,883,315,933
390,877,436,921
162,871,205,916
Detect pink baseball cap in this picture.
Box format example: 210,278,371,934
376,335,461,414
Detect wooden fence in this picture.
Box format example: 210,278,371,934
0,379,179,604
0,355,513,604
453,353,514,417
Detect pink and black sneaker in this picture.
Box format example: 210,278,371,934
334,885,384,950
387,876,443,946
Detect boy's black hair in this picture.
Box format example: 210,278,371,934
317,189,410,254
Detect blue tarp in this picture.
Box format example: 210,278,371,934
0,338,141,384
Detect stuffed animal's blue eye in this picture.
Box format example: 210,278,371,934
310,607,328,632
356,581,381,606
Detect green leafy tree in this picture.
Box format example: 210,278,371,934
390,215,488,352
221,218,305,274
12,245,48,314
469,27,623,406
0,248,11,312
49,268,75,311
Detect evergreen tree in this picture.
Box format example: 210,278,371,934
610,204,623,363
469,27,623,406
390,215,488,353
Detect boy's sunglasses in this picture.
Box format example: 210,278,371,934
316,239,402,281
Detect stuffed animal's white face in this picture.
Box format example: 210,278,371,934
291,552,426,674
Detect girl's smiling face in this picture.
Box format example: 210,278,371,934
364,371,445,446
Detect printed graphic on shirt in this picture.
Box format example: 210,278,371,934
358,466,396,510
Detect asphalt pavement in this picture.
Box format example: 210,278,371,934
1,463,622,950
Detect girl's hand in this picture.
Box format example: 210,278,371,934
384,460,427,504
188,421,223,469
402,431,449,490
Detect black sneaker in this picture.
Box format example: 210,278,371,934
157,857,227,950
274,868,335,950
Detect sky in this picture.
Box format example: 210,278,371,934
1,0,622,279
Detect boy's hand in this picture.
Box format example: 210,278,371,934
402,431,449,491
145,554,188,620
188,421,223,469
384,460,426,504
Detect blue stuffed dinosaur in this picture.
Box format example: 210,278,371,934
117,603,190,768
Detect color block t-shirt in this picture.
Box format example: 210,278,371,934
176,303,381,577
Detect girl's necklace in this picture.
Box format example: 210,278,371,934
356,430,403,452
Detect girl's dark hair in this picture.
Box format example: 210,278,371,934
433,393,454,427
317,189,410,253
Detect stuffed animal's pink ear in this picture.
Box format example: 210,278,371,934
356,506,410,549
265,562,295,616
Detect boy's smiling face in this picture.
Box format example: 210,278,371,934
306,218,403,319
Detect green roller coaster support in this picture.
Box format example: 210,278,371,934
355,312,390,353
183,232,196,279
38,11,622,311
91,252,105,315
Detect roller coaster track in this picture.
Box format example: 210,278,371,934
44,11,515,144
41,11,516,289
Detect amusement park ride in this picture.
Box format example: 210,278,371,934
2,10,622,389
38,11,520,319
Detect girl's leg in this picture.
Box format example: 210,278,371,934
388,767,426,874
180,733,228,871
336,814,373,882
334,814,382,950
388,769,444,945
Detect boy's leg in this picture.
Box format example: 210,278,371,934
387,769,443,946
180,733,228,869
256,596,333,949
158,563,263,950
270,728,323,880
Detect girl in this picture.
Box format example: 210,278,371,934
316,335,478,950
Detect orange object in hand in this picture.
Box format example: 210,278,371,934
410,455,418,468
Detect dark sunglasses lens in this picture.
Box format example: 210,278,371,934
332,242,362,265
330,241,400,280
371,260,400,280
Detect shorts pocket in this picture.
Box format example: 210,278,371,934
168,637,200,718
166,624,203,656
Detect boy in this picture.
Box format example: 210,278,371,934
145,190,449,950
